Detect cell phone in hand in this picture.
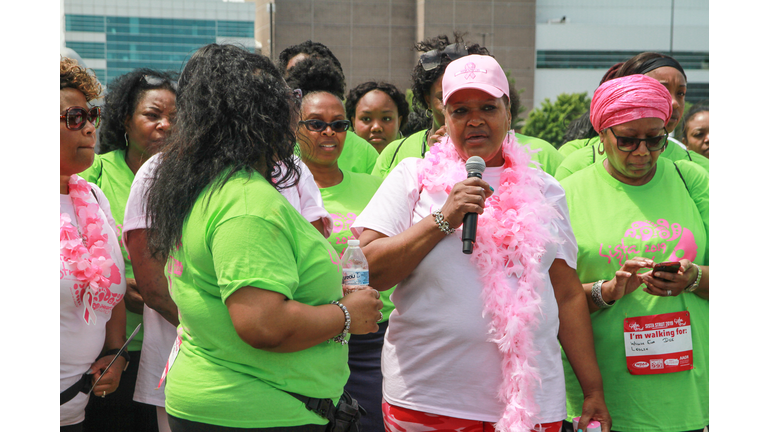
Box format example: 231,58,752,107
653,261,681,278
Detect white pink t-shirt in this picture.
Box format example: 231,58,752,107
60,182,127,426
351,158,577,424
123,154,332,407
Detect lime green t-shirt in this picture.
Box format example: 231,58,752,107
559,158,709,431
554,137,709,182
79,149,143,351
320,170,395,321
164,170,347,428
336,131,379,175
372,129,563,179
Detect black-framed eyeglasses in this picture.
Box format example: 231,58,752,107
608,127,668,152
60,106,101,131
299,119,351,133
419,43,469,71
143,74,178,92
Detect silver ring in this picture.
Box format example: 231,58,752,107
378,311,383,322
102,390,106,398
666,290,672,296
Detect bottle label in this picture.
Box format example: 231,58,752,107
342,270,369,286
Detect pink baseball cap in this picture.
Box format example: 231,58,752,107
442,55,510,104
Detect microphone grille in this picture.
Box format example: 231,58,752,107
465,156,486,174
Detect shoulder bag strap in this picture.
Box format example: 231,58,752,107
673,161,690,194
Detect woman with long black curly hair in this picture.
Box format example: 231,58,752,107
344,81,409,153
79,67,177,432
144,44,382,431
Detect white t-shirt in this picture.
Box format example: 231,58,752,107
351,158,577,423
123,154,332,407
60,183,127,426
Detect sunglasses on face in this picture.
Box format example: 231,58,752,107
419,43,469,71
609,127,668,152
299,119,351,133
60,106,101,131
143,74,179,91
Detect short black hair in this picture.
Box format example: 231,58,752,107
285,56,346,100
411,32,490,111
277,40,344,78
344,81,410,132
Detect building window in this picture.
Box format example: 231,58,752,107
217,20,254,38
66,14,105,32
536,50,709,70
66,14,254,86
686,83,709,104
65,41,106,59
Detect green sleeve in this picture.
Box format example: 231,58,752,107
675,160,709,265
78,153,104,185
211,215,299,302
687,150,709,172
554,145,599,182
371,137,406,179
337,132,379,174
514,133,563,176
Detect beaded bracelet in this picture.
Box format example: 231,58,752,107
591,280,615,309
432,210,455,235
684,263,702,293
330,301,350,345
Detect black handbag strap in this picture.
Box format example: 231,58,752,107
286,391,336,422
60,373,90,405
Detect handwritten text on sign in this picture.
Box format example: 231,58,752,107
624,311,693,375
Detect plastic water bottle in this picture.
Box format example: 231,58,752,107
341,239,369,295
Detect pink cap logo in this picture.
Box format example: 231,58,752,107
455,62,487,80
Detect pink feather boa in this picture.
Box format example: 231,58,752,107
418,133,562,432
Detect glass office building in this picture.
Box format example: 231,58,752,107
63,0,256,86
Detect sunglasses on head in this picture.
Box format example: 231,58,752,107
60,106,101,131
608,127,668,152
299,119,351,133
143,74,179,91
419,43,469,71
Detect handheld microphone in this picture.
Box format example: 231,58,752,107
462,156,486,254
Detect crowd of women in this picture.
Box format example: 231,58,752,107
61,33,709,432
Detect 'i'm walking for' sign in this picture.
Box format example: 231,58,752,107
624,311,694,375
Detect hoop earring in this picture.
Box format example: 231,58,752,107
425,109,432,118
597,140,605,155
124,132,129,148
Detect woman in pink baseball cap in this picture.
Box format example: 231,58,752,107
352,54,610,432
558,74,709,432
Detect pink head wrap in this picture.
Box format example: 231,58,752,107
590,74,674,132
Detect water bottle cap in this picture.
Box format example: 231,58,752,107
348,239,360,247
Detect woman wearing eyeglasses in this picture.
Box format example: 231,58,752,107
558,74,709,432
555,52,708,182
78,68,177,432
290,56,392,432
60,56,127,431
372,33,563,180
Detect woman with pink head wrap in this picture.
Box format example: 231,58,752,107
558,74,710,432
